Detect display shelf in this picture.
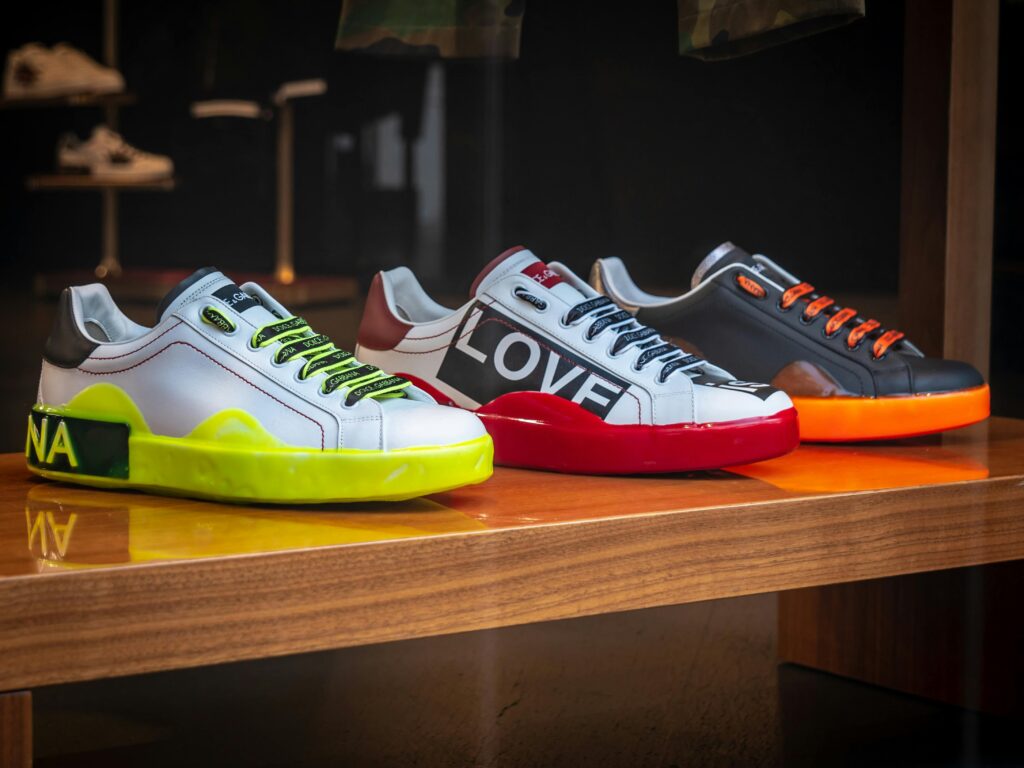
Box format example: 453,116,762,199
26,174,176,191
1,418,1023,690
0,91,135,110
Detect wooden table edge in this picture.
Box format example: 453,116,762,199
2,472,1024,690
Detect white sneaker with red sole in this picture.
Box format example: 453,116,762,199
355,246,799,474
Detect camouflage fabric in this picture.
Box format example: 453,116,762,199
335,0,862,60
335,0,524,58
678,0,865,60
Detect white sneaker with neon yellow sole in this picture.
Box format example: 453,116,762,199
28,267,492,502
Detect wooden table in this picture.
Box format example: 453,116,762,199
2,418,1024,766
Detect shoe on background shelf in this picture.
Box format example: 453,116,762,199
355,246,799,474
590,243,990,442
57,125,173,181
27,268,493,502
3,42,123,100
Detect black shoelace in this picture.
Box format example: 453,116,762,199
515,291,703,383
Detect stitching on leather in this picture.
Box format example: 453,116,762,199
396,299,496,344
88,321,184,360
78,340,326,450
400,318,473,343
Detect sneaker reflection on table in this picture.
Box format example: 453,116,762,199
16,484,486,574
729,428,990,493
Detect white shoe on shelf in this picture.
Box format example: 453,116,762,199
3,43,124,100
57,125,173,182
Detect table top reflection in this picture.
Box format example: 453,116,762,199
0,419,1014,577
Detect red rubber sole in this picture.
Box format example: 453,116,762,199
400,374,800,474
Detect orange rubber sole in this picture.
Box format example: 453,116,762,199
792,384,990,442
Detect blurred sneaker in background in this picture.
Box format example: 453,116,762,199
3,42,124,100
57,126,173,181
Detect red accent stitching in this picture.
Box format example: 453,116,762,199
78,341,326,450
89,321,184,360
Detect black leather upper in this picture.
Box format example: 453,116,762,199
636,267,985,397
43,289,99,369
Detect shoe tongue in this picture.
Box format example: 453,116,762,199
471,246,586,305
690,242,760,288
156,267,279,325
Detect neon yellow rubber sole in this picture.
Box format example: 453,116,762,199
26,384,494,503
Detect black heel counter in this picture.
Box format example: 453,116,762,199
43,289,98,368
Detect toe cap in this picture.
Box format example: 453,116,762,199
382,399,487,449
902,355,985,394
693,381,794,423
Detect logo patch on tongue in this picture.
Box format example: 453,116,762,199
522,262,564,289
213,284,259,314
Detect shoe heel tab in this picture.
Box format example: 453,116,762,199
43,287,99,369
589,260,607,294
357,272,411,351
590,257,628,299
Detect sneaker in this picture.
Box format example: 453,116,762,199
27,268,493,502
57,126,173,181
354,246,798,474
590,243,990,441
3,43,124,100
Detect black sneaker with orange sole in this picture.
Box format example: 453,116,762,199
590,243,989,442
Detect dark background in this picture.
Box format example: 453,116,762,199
0,0,1020,410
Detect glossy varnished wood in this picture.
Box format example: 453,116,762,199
0,691,30,768
1,419,1024,690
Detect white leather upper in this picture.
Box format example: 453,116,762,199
37,271,486,451
357,250,793,426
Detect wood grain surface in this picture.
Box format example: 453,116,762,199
943,0,999,374
1,419,1023,691
897,0,999,375
0,691,31,768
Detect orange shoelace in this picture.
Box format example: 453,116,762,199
780,282,905,359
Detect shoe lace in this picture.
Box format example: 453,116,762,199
220,311,410,406
777,282,905,359
513,290,703,383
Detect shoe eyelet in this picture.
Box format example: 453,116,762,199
560,314,583,329
512,286,547,312
199,306,239,335
269,353,289,368
293,367,307,383
822,326,840,341
777,301,791,313
798,313,817,326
